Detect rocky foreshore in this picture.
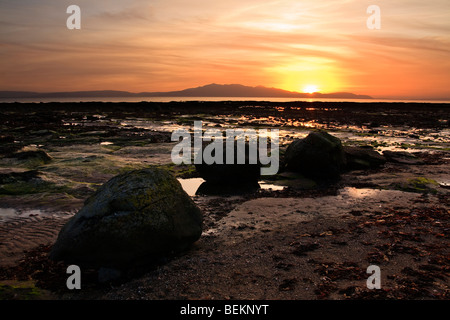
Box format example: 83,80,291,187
0,101,448,300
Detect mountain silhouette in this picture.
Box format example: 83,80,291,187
140,84,372,99
0,84,372,99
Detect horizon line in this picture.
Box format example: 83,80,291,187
0,83,449,101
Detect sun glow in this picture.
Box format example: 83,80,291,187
303,85,319,94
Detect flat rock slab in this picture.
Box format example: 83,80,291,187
205,187,441,242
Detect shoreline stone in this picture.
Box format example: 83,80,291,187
49,167,203,267
284,131,346,179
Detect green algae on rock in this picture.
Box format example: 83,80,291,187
49,167,203,267
6,150,53,168
397,177,440,194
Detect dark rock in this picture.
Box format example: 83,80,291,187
0,170,56,195
343,146,386,170
8,150,52,164
148,131,172,143
86,115,99,121
49,168,203,267
382,151,424,165
284,131,346,179
0,170,41,184
195,140,261,184
29,129,55,136
98,267,122,283
0,144,22,156
0,135,14,143
196,181,260,196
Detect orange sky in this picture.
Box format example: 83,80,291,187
1,0,450,99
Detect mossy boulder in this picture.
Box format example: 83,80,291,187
49,168,203,267
284,131,346,179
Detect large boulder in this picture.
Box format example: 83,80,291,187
49,168,203,267
195,141,261,184
284,131,346,179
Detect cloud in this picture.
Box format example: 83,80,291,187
0,0,449,98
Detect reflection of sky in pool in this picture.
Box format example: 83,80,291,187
177,178,286,197
118,114,450,153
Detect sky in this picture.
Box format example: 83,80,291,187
0,0,449,99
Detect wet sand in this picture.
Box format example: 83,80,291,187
0,101,448,300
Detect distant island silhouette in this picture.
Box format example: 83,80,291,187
0,83,372,99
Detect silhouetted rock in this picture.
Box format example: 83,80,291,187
382,151,424,165
50,168,203,267
195,140,261,184
343,146,386,170
196,181,260,196
284,131,346,179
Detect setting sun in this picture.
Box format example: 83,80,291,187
303,85,319,94
0,1,449,99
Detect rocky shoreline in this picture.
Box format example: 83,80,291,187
0,101,448,300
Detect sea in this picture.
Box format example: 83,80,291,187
1,97,450,104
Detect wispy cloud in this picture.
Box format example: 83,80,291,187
0,0,449,98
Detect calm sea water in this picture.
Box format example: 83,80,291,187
1,96,450,104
